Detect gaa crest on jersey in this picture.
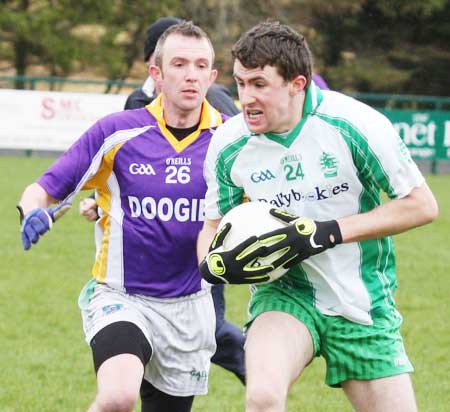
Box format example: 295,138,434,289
129,163,156,176
250,169,276,183
320,152,339,178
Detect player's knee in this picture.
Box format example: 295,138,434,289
246,383,286,412
95,389,138,412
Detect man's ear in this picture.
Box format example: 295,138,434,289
289,75,307,96
149,65,162,82
210,68,218,85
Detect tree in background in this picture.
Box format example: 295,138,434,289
288,0,450,95
87,0,179,92
172,0,450,96
0,0,180,90
0,0,107,88
0,0,449,96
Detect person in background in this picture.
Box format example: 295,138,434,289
125,17,240,117
312,72,329,90
20,21,227,412
197,21,438,412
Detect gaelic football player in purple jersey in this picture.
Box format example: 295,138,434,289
18,21,223,412
80,17,246,389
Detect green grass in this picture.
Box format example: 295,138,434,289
1,156,449,411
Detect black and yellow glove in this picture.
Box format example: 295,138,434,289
257,209,343,269
199,223,275,285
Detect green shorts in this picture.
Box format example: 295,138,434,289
246,279,414,387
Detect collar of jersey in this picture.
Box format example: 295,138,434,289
263,81,324,148
146,94,223,153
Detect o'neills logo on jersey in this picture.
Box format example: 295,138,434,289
165,157,192,166
128,196,204,222
257,182,349,208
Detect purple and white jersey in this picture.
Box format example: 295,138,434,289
38,96,226,298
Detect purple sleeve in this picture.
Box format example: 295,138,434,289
37,120,106,200
312,73,330,90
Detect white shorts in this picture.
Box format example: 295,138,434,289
78,279,217,396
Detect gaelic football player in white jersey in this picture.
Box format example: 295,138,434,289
19,22,224,412
198,21,438,412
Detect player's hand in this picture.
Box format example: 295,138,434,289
79,197,99,222
20,208,54,250
199,223,274,285
18,202,72,251
257,209,343,269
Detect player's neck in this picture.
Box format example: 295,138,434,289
288,93,305,129
274,94,305,133
162,101,202,129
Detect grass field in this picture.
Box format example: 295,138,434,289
1,155,449,412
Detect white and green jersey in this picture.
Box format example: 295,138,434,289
203,82,424,325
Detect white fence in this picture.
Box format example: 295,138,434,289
0,89,127,151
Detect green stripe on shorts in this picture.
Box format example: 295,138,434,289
247,275,413,387
322,306,413,386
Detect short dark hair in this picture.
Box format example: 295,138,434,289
153,21,215,68
232,21,312,84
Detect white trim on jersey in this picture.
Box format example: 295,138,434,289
100,171,126,292
61,125,155,206
203,84,425,325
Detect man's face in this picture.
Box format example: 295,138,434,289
233,61,305,134
153,34,217,113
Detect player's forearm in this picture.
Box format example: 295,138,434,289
337,182,438,243
19,183,56,215
197,218,221,263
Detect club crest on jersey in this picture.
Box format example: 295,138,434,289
250,169,276,183
319,152,339,178
129,163,156,176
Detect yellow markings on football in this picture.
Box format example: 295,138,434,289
217,202,290,283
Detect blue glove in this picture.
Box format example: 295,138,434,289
18,202,72,250
20,208,54,250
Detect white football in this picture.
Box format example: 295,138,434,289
218,202,289,283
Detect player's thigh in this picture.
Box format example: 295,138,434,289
91,321,152,403
95,353,145,406
342,373,417,412
90,321,152,373
245,311,314,390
